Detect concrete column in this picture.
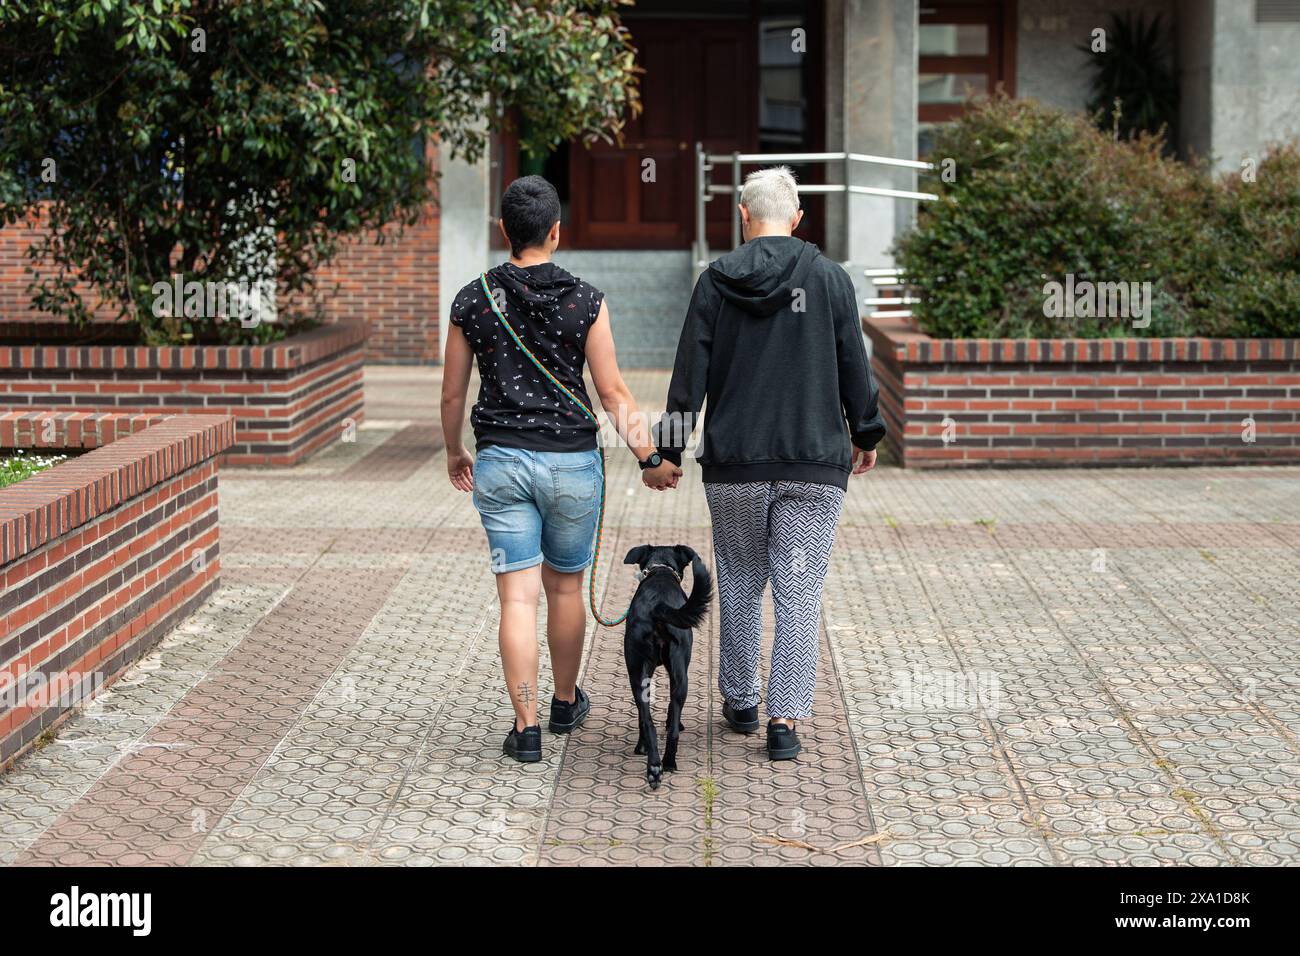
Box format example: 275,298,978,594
1181,0,1300,175
825,0,917,285
437,144,491,361
1209,0,1259,175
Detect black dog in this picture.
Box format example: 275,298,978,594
622,545,713,789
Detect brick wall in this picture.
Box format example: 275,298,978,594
0,213,116,324
0,161,441,365
0,415,234,768
0,320,366,466
0,217,40,320
298,210,440,364
866,315,1300,468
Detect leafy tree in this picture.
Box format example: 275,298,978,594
0,0,640,344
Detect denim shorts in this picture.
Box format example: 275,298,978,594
472,445,602,574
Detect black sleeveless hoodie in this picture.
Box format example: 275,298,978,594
450,262,602,452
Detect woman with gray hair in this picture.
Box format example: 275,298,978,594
653,165,885,761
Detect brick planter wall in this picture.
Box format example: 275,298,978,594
0,320,365,466
866,315,1300,468
0,414,234,768
0,411,165,450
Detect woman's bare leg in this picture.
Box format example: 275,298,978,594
541,565,586,704
496,566,543,731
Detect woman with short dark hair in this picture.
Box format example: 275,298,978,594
441,175,680,763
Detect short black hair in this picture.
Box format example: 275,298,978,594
500,175,561,256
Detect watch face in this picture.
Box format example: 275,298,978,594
643,453,661,469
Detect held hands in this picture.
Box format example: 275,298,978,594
447,446,474,492
851,446,877,475
642,460,682,491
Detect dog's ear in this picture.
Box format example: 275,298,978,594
674,545,699,570
624,545,651,567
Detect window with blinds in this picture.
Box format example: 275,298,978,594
1257,0,1300,22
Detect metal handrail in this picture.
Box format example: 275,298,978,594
707,150,933,170
693,145,939,272
862,267,920,321
707,183,940,202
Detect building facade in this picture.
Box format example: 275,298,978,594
4,0,1299,366
443,0,1300,366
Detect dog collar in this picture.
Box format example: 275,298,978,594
636,563,682,582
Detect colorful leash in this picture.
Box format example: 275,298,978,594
479,272,629,627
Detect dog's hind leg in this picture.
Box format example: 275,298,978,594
662,651,690,773
628,668,649,755
628,662,662,788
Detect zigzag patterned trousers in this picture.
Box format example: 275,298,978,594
704,480,845,720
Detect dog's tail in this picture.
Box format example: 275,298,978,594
653,558,713,631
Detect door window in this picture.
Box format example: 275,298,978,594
918,3,1015,157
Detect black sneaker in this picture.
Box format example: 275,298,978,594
503,724,542,763
723,701,760,734
548,686,591,734
767,721,801,761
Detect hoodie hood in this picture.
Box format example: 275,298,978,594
707,236,822,317
488,261,579,313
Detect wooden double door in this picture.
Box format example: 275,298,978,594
567,18,757,250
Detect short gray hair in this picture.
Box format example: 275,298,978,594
739,165,800,224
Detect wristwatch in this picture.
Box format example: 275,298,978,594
638,452,663,470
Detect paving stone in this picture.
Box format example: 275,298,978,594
1,369,1296,866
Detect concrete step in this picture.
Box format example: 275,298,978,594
558,250,691,269
554,251,694,368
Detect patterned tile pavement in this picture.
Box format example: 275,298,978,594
2,365,1297,866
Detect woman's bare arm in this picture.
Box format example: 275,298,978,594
441,324,476,491
585,300,681,488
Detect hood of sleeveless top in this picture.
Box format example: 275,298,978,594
487,262,579,310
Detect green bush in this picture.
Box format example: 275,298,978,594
894,96,1300,339
1182,146,1300,338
